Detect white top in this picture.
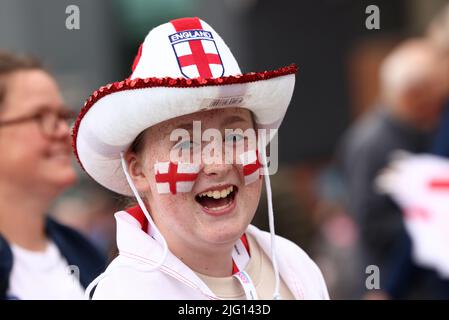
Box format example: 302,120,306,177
196,234,295,300
6,241,85,300
91,211,330,300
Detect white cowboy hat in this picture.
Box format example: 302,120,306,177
72,17,297,195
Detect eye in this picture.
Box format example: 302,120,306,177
174,140,197,150
225,133,244,144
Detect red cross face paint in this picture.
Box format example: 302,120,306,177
154,161,200,195
153,150,261,195
239,150,262,186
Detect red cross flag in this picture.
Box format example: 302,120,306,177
154,162,200,195
239,150,262,186
376,153,449,278
169,18,224,78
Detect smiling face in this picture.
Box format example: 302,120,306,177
126,107,262,254
0,70,76,196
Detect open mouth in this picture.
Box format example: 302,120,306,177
195,185,238,214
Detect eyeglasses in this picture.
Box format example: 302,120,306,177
0,107,75,137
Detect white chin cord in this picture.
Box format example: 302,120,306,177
84,152,169,299
260,138,281,300
119,152,169,268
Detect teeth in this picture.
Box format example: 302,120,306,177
205,203,231,211
198,185,234,199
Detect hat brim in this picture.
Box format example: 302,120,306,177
73,64,297,195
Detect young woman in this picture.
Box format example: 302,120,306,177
73,17,329,300
0,52,106,299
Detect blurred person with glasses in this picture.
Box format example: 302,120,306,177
0,52,106,300
0,108,74,137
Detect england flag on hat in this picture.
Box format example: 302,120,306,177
169,20,224,79
130,17,238,80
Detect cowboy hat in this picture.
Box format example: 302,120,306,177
72,17,297,195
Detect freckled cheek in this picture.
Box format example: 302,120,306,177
239,181,262,210
151,195,198,234
151,192,196,217
243,179,263,197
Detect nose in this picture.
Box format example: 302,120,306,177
52,119,71,140
202,163,232,179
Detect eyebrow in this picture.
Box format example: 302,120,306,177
220,115,248,127
166,115,249,137
173,122,194,132
11,104,71,118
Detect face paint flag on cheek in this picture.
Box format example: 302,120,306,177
239,150,262,186
154,162,200,195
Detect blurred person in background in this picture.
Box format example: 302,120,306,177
0,52,106,299
428,3,449,157
371,3,449,301
338,39,449,299
51,183,119,259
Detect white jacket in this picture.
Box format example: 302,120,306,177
91,211,330,300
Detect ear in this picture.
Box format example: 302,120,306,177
125,151,151,193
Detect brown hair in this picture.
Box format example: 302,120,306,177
128,129,147,154
0,52,43,108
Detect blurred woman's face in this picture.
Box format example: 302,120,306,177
126,107,262,254
0,70,76,195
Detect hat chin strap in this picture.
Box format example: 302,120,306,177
259,139,282,300
83,153,170,300
119,152,169,265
